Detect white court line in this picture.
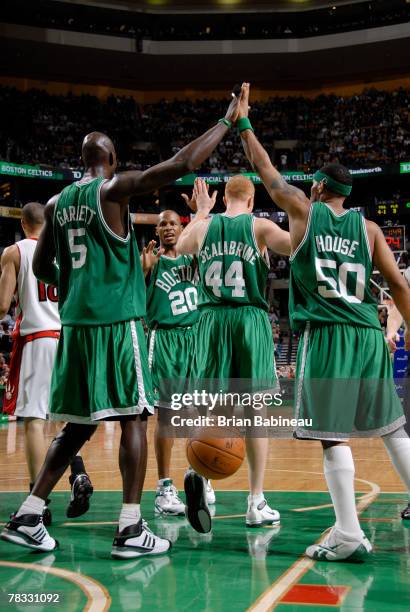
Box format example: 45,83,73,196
0,561,111,612
248,473,380,612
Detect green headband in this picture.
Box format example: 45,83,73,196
313,170,352,197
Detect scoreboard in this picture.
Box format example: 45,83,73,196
381,226,406,251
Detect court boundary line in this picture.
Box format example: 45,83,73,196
0,561,111,612
248,476,380,612
1,488,405,493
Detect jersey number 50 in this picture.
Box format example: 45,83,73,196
315,257,365,304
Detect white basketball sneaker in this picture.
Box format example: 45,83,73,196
1,513,58,552
111,519,172,559
206,481,216,505
305,526,373,562
154,479,185,516
246,496,280,527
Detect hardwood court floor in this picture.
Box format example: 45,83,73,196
0,419,409,611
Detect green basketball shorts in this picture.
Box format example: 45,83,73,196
147,324,197,409
49,320,154,423
294,322,406,440
193,305,277,394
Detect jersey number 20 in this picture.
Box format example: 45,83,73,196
169,287,197,316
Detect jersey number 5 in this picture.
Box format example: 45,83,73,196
315,257,365,304
68,228,87,269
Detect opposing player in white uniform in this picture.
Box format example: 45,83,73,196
387,264,410,519
0,203,93,523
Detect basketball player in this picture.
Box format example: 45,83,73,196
142,211,215,516
386,262,410,519
0,203,93,523
1,86,245,557
177,176,291,534
238,83,410,561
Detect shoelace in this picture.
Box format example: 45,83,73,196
162,485,182,501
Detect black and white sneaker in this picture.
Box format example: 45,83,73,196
1,513,58,552
43,499,52,527
111,519,172,559
66,473,94,518
184,469,212,534
401,503,410,520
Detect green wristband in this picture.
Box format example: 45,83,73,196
218,118,232,128
237,117,254,133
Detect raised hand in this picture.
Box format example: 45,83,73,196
181,191,197,212
194,178,217,216
225,82,247,124
237,82,250,120
141,240,164,275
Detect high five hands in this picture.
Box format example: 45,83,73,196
182,178,217,215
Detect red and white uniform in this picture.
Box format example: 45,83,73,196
3,238,60,419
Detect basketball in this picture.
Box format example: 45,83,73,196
186,429,245,480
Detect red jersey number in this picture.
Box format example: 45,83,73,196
37,281,58,303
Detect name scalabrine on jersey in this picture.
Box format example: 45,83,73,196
55,205,96,227
199,240,259,266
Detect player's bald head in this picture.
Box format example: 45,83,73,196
21,202,44,229
225,175,255,203
158,210,182,226
82,132,116,169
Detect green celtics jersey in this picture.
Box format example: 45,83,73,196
289,201,380,330
54,176,146,325
197,214,269,311
146,254,199,329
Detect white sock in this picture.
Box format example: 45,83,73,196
383,427,410,500
249,492,264,505
16,494,45,518
323,445,362,536
119,503,141,532
158,478,171,486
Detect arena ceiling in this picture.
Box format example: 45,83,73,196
51,0,370,14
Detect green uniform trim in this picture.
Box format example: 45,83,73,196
294,323,406,439
49,320,154,423
147,325,197,408
146,254,199,329
54,176,146,326
197,213,269,311
289,202,380,330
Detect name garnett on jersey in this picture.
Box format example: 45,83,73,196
200,240,258,265
155,264,198,294
55,205,96,227
315,235,359,259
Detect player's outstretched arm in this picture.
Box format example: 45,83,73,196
372,223,410,349
32,196,59,286
176,178,215,255
238,84,309,218
0,245,19,320
254,218,291,256
103,86,245,202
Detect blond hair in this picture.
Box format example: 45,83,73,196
225,175,255,202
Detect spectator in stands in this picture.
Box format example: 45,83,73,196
1,86,409,172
